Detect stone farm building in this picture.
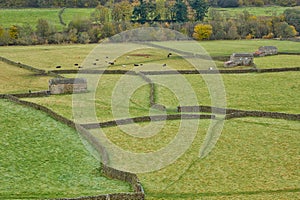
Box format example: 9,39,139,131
254,46,278,56
49,78,87,94
224,53,254,68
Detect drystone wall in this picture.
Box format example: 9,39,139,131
0,94,145,200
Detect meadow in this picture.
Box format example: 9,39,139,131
213,6,298,17
100,118,300,199
0,99,131,199
0,39,299,199
0,40,299,72
0,5,296,30
0,8,93,30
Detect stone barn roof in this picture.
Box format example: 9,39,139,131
231,53,254,58
258,46,278,51
49,78,87,85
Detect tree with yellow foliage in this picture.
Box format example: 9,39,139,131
192,24,212,40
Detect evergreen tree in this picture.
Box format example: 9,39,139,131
188,0,210,21
174,0,188,22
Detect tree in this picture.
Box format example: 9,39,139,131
0,27,11,45
188,0,210,21
9,25,19,40
112,1,133,22
274,21,298,37
275,0,297,6
36,18,56,42
174,0,188,22
68,16,92,32
101,22,115,38
218,0,239,7
284,8,300,32
131,0,160,23
91,5,111,24
193,23,212,40
226,24,240,39
17,23,36,45
156,0,167,20
78,32,90,44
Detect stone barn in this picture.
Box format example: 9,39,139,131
254,46,278,56
49,78,87,94
224,53,254,68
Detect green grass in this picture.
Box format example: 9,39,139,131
0,61,52,94
0,99,131,199
214,55,300,69
151,72,300,114
0,6,295,31
2,41,299,199
0,40,299,72
212,6,297,17
93,117,300,200
25,71,300,125
0,8,94,30
0,44,97,71
198,40,300,56
254,55,300,68
25,74,152,122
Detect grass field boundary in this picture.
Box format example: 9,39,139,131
0,56,46,74
278,52,300,55
0,55,64,78
9,90,50,98
49,67,300,75
81,114,215,129
59,7,67,26
178,105,300,121
79,106,299,130
0,94,145,200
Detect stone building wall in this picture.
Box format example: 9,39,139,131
49,78,87,94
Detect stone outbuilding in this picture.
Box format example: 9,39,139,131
254,46,278,57
49,78,87,94
224,53,254,68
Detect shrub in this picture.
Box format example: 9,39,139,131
193,24,213,40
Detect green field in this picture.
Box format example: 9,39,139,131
0,40,299,199
0,40,299,72
0,8,93,30
0,61,52,94
0,99,131,199
212,6,298,17
99,118,300,199
0,6,296,31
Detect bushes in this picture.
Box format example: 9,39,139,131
0,3,299,46
207,9,298,39
193,24,213,40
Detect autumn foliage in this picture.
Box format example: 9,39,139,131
192,24,213,40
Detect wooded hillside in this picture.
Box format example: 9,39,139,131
0,0,299,8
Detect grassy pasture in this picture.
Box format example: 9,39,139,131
0,6,294,30
0,8,93,30
25,70,300,125
1,40,299,199
153,72,300,114
0,40,299,72
0,61,52,94
94,117,299,200
212,6,297,17
0,44,97,70
196,40,300,56
0,99,131,199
